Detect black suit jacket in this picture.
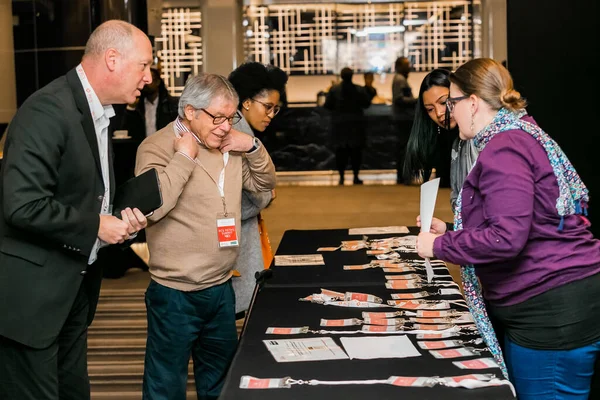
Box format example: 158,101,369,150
0,68,114,348
120,85,178,144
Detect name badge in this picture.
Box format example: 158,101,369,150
217,213,238,248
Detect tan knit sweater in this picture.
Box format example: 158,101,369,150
135,122,276,291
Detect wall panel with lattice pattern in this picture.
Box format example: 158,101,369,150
156,8,202,97
243,1,481,75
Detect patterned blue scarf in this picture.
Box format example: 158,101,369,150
454,108,589,379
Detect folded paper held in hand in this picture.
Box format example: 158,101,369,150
112,168,163,217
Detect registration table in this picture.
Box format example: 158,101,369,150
220,228,515,400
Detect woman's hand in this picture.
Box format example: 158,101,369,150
416,215,447,234
416,231,440,259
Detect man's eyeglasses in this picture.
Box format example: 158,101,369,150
445,95,469,113
251,98,281,116
199,108,242,125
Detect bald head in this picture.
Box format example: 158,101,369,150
84,20,139,59
80,20,153,105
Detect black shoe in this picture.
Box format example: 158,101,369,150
339,177,344,185
353,178,363,185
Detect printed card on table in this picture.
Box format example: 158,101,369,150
263,337,348,362
340,335,421,360
274,254,325,266
348,226,410,235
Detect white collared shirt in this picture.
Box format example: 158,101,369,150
75,64,115,264
144,96,158,137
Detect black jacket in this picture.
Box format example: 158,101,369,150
324,82,372,148
0,68,112,348
120,84,178,144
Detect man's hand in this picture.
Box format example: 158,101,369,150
174,131,199,160
98,215,130,244
416,215,447,235
121,207,148,237
416,231,440,259
219,129,253,153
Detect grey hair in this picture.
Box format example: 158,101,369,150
178,74,239,118
84,20,135,57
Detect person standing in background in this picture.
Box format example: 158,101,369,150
121,66,178,143
363,71,378,102
392,56,417,184
324,67,372,185
0,20,150,400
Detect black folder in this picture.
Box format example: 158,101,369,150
112,168,162,217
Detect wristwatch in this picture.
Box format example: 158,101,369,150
247,137,260,153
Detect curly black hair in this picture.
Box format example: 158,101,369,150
227,62,288,109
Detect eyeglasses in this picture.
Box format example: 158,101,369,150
251,98,281,116
199,108,242,125
445,95,469,113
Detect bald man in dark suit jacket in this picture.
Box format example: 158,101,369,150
0,20,152,400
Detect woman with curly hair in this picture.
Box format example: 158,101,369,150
227,62,288,318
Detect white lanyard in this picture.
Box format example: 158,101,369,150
75,64,98,119
240,374,515,395
197,152,229,215
75,64,110,204
174,120,230,214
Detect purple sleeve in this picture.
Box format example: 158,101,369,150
434,134,535,265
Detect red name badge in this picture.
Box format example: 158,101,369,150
217,216,238,248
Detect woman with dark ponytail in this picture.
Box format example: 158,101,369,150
403,68,478,209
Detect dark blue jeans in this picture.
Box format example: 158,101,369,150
142,279,237,400
505,336,600,399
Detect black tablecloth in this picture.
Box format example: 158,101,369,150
220,228,514,400
265,228,425,287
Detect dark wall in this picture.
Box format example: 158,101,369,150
12,0,148,106
506,0,600,236
12,1,91,106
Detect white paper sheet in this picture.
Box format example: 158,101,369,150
274,254,325,266
263,337,349,362
348,226,410,235
339,335,421,360
420,178,441,282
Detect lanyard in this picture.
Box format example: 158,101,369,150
197,152,229,216
75,64,98,119
174,119,230,215
75,64,111,202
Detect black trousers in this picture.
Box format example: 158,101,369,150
336,146,363,178
0,283,90,400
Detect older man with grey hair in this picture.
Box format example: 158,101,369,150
135,73,276,400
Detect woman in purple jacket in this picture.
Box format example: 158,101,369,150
416,58,600,400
